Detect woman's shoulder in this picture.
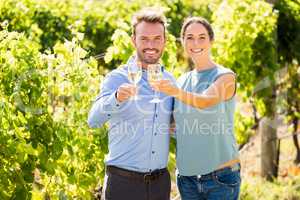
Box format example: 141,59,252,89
177,71,192,81
176,71,192,86
216,64,235,75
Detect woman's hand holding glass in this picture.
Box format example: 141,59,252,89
149,79,178,97
148,64,163,103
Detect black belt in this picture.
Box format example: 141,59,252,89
107,165,167,183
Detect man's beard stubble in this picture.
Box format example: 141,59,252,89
136,48,162,64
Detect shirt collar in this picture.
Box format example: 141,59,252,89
126,54,165,72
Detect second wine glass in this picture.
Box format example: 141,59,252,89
148,63,162,103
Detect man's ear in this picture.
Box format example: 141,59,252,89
131,35,137,48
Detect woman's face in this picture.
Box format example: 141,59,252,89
183,22,212,63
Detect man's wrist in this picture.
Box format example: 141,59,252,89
115,91,121,105
115,90,119,101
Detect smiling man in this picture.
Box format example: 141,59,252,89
88,7,175,200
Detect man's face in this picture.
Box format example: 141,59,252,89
132,21,166,66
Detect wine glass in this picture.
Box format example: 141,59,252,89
148,63,162,103
127,61,142,100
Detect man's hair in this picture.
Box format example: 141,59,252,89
131,7,167,36
180,16,214,43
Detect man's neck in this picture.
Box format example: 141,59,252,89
141,62,148,69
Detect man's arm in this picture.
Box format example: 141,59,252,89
87,71,137,128
87,72,122,128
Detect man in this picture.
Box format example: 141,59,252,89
88,7,175,200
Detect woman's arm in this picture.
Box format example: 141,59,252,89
150,73,236,109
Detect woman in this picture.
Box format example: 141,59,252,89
151,17,241,200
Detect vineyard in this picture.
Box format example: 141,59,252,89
0,0,299,199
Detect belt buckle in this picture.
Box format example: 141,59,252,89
144,172,152,183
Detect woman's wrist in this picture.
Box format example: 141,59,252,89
171,87,181,98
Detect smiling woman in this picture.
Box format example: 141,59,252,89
150,16,241,200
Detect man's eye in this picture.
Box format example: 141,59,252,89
187,37,193,40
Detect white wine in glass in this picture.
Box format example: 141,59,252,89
128,71,142,85
148,64,162,103
128,61,142,100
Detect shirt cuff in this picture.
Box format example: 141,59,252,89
106,91,121,110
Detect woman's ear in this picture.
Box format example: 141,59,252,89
207,39,214,49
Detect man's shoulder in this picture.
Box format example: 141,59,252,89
106,65,128,79
163,69,176,81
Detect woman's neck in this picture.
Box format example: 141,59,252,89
194,58,216,71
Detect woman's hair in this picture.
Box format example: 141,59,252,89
180,17,214,43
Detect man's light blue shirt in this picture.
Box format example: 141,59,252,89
88,56,175,172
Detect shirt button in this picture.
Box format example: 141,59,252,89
107,114,111,117
152,151,155,154
154,132,157,136
155,114,158,117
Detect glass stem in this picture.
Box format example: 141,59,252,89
134,83,138,100
154,90,158,100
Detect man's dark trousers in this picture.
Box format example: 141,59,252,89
103,166,171,200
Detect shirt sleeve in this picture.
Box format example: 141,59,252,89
170,111,177,140
87,70,125,128
164,71,177,138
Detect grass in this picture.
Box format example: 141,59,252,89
240,176,300,200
